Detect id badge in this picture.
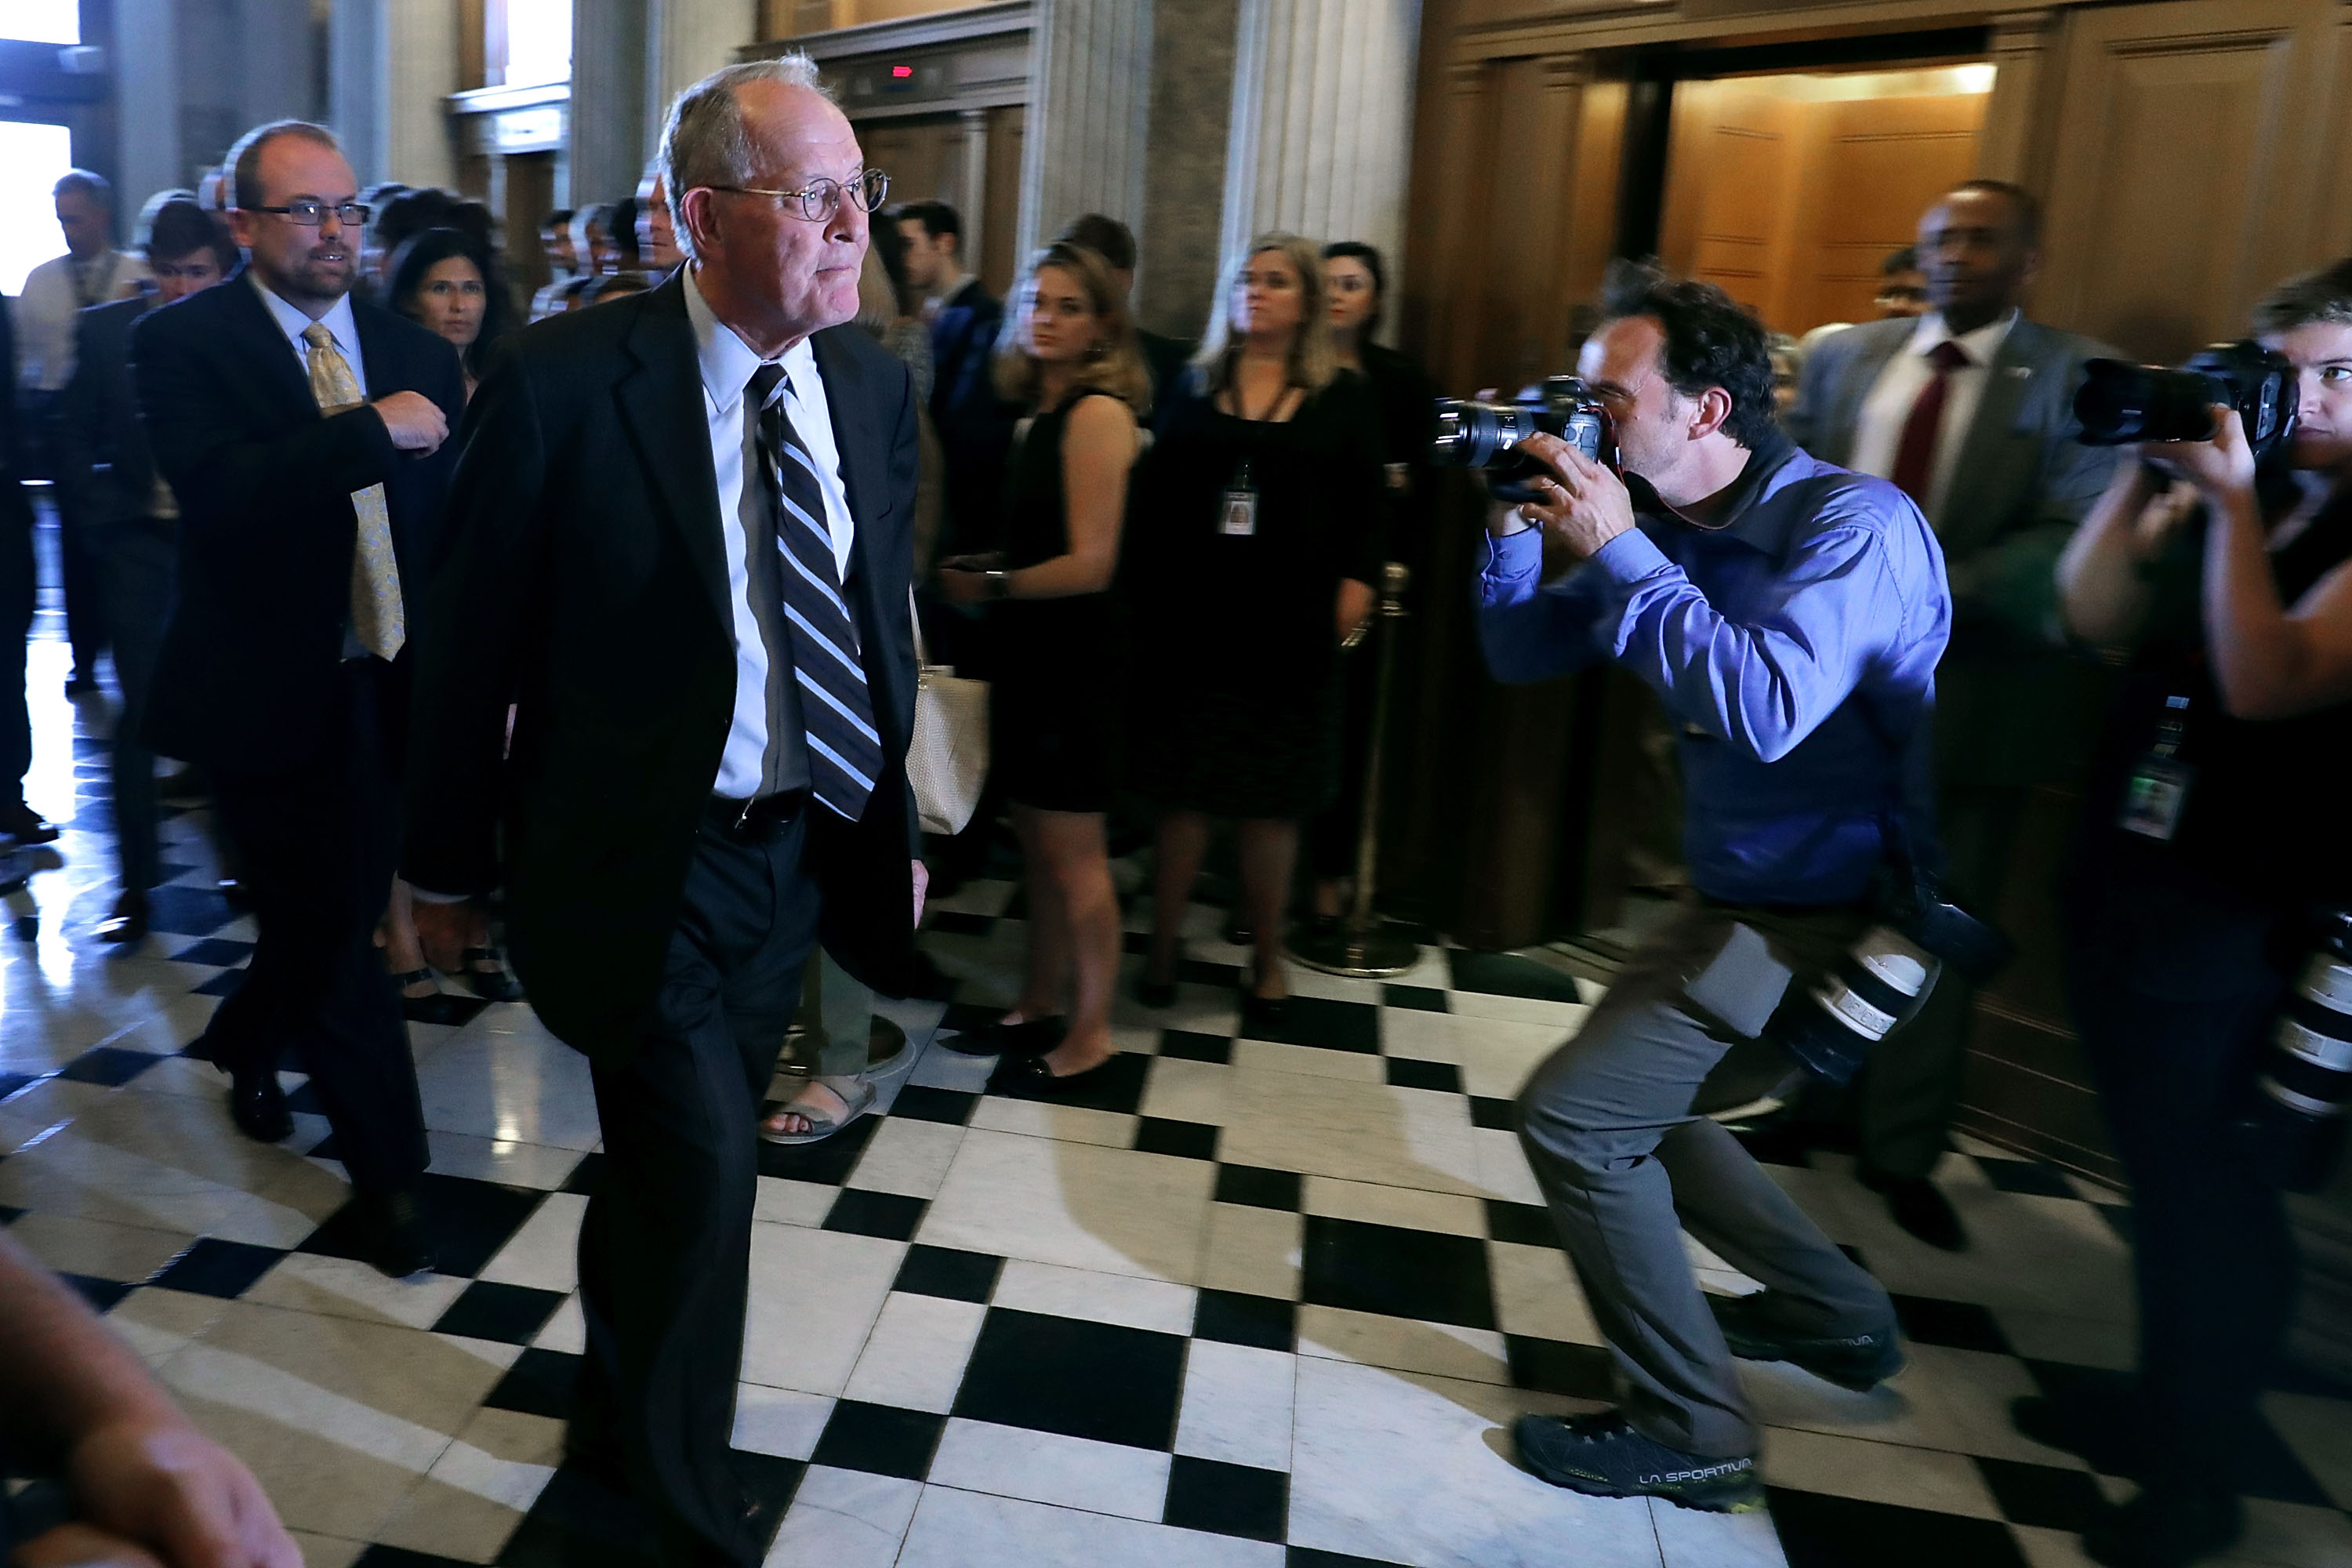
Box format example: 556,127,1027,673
1219,484,1258,537
2118,756,2195,841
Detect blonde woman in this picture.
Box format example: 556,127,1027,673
1126,233,1384,1025
937,241,1149,1092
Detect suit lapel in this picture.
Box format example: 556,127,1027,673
351,297,401,399
616,278,731,637
223,269,323,423
1938,321,2038,544
1833,327,1907,465
812,326,885,602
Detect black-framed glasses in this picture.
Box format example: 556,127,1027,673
707,169,890,223
248,199,372,228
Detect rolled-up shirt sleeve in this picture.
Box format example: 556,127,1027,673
1473,528,1615,683
1586,518,1896,764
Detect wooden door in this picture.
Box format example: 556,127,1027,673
1794,93,1985,331
1658,81,1799,325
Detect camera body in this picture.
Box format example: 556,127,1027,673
2074,339,2298,466
1431,376,1616,503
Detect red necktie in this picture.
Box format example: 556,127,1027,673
1889,339,1971,506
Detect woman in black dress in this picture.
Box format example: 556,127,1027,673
1312,240,1436,930
1127,233,1385,1024
939,242,1149,1091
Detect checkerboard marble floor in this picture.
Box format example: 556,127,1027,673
5,630,2352,1568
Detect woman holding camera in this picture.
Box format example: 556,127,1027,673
1126,234,1383,1022
936,243,1149,1093
2049,261,2352,1568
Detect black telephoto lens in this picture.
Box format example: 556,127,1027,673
2074,360,2225,446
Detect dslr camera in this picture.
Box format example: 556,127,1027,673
1431,376,1616,503
2074,340,2298,464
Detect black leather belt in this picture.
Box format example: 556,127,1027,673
707,789,809,836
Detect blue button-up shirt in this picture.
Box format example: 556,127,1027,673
1476,434,1951,907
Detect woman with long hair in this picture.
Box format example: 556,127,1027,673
386,226,514,399
935,241,1149,1093
1127,234,1384,1025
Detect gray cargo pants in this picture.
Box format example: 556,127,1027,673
1515,901,1900,1457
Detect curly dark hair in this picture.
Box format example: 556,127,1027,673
1596,257,1778,449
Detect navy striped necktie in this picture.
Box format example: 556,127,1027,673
748,361,880,820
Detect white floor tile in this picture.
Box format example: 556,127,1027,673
966,1095,1140,1149
1295,1303,1512,1386
475,1192,584,1294
412,1026,601,1152
1649,1497,1790,1568
423,1131,589,1190
2239,1496,2352,1566
1213,1069,1484,1197
989,1259,1198,1335
1756,1425,2004,1519
896,1485,1283,1568
1487,1240,1602,1345
733,1385,836,1461
840,1291,987,1414
763,1465,922,1568
1194,1201,1301,1300
927,1417,1172,1519
1174,1339,1294,1472
844,1115,966,1200
739,1224,906,1397
1302,1175,1486,1238
918,1127,1214,1286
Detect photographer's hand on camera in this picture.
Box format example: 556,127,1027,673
1497,432,1636,562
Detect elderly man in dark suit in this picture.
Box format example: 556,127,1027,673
133,120,464,1277
1788,179,2121,1250
56,195,237,945
405,56,921,1568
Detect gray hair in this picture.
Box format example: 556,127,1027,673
659,54,829,264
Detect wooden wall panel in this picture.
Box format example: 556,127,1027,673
1795,92,1985,328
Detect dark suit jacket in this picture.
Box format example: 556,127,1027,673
401,274,923,1063
1787,314,2122,787
927,277,1012,555
131,271,466,772
57,295,163,528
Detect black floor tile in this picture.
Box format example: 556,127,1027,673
1468,1095,1516,1131
191,967,248,996
1163,1455,1287,1541
169,937,255,967
561,1152,607,1196
298,1175,544,1279
354,1547,478,1568
893,1244,1003,1303
735,1449,804,1555
1158,1030,1232,1065
1445,950,1584,1005
434,1281,569,1345
481,1347,581,1421
1287,1551,1413,1568
1235,995,1379,1054
151,1238,286,1300
1381,985,1447,1013
1214,1163,1301,1211
67,1274,136,1312
1301,1214,1496,1330
953,1307,1186,1450
810,1399,945,1479
1504,1335,1614,1399
1177,957,1243,987
403,991,493,1028
1973,1456,2107,1533
757,1114,881,1185
824,1188,927,1242
1483,1200,1558,1248
925,909,994,938
1135,1116,1219,1161
56,1045,161,1087
496,1462,662,1568
1974,1157,2079,1200
1766,1487,2031,1568
1382,1056,1461,1093
0,1073,31,1103
887,1085,978,1125
1890,1294,2010,1356
1193,1289,1296,1351
145,884,236,938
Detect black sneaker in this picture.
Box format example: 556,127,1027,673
2082,1486,2242,1567
1709,1291,1904,1392
1512,1411,1764,1513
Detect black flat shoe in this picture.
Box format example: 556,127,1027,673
987,1051,1122,1100
1221,920,1254,947
1240,991,1290,1029
358,1188,439,1279
96,892,148,946
227,1065,292,1143
942,1014,1066,1057
0,803,60,846
459,947,526,1003
1132,976,1178,1010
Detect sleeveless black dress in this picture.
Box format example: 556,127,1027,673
989,388,1126,813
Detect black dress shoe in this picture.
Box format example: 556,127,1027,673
2082,1486,2242,1567
1707,1290,1905,1391
217,877,252,910
227,1066,293,1143
1133,975,1178,1010
1857,1163,1967,1250
0,803,60,846
358,1188,439,1279
987,1051,1122,1100
96,891,148,946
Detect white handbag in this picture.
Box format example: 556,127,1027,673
906,593,990,836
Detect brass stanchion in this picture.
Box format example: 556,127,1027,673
1290,561,1421,978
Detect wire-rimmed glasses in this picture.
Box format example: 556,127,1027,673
706,169,891,223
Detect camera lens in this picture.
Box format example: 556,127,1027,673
1431,400,1528,468
2074,360,2225,446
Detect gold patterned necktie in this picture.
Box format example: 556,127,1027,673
300,322,405,661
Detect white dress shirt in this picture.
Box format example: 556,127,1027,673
681,266,859,800
1846,309,2018,525
249,271,368,394
14,249,147,392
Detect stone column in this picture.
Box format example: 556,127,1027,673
644,0,758,158
328,0,460,187
956,108,989,268
1217,0,1420,336
569,0,648,209
1136,0,1239,339
113,0,182,206
1014,0,1154,264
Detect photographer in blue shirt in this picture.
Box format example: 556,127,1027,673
1479,262,1951,1512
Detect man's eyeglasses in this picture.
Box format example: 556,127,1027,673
706,169,890,224
247,199,372,228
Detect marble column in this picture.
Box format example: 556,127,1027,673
569,0,648,209
644,0,759,158
956,108,989,270
328,0,460,187
1218,0,1419,336
113,0,183,207
1014,0,1154,266
1136,0,1238,338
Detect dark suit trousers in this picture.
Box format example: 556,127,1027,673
99,519,174,891
50,478,107,681
203,659,426,1197
0,485,34,803
573,806,819,1568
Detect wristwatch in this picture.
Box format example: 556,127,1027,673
985,568,1011,601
